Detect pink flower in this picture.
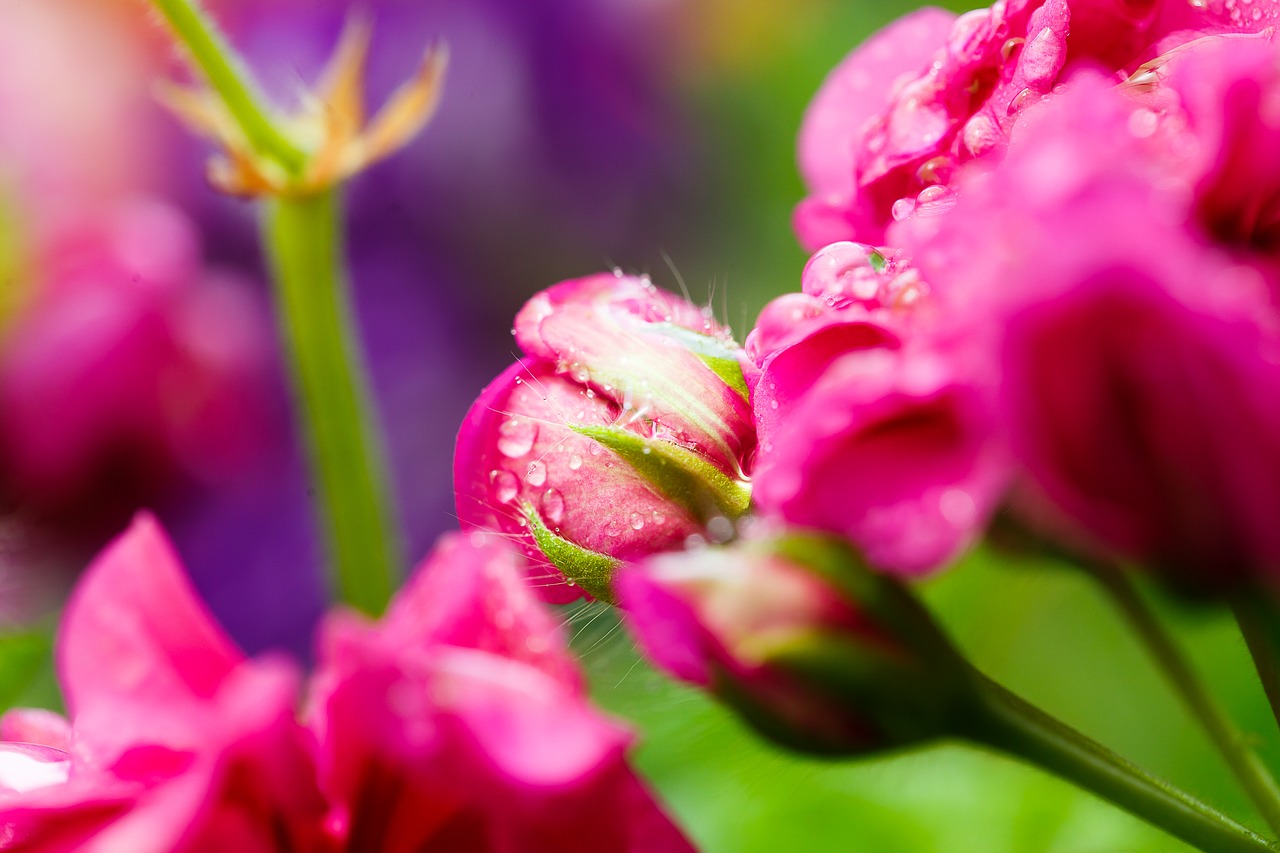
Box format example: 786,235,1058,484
0,515,692,850
898,43,1280,586
456,273,753,602
0,200,276,525
795,0,1280,249
617,533,964,754
746,242,1007,576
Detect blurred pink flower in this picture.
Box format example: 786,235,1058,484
795,0,1280,249
0,0,277,538
0,515,691,850
0,200,276,526
899,39,1280,586
456,273,753,602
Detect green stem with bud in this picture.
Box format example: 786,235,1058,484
961,670,1278,853
1087,563,1280,837
146,0,306,172
145,0,402,613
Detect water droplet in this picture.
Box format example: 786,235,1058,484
630,512,645,530
540,488,565,524
589,443,602,456
940,489,977,526
770,400,779,410
497,418,537,458
1001,37,1025,63
1127,108,1159,139
641,446,652,455
652,510,666,525
1007,87,1035,115
568,454,583,470
490,470,519,504
706,516,735,543
891,198,916,221
525,460,548,487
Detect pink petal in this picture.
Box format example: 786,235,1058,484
57,513,246,763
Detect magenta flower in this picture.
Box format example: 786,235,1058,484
795,0,1280,249
746,242,1006,576
0,515,692,850
456,273,753,602
0,200,276,526
898,42,1280,587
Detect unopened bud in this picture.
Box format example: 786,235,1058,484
617,533,967,755
455,273,754,603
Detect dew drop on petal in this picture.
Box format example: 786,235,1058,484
891,198,916,221
490,470,519,504
568,454,583,470
706,516,734,543
630,512,645,530
525,460,548,487
497,419,537,458
540,488,565,524
940,488,977,527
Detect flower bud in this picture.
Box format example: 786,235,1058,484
456,273,754,603
617,533,967,755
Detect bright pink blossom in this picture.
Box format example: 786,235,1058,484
0,200,276,524
746,242,1006,575
456,273,753,602
795,0,1280,249
899,41,1280,586
0,515,692,850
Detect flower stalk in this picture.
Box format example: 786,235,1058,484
1232,594,1280,734
1087,563,1280,837
146,0,404,612
960,670,1278,853
262,191,400,614
145,0,305,173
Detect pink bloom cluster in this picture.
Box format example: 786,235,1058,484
795,0,1280,249
0,516,689,850
778,1,1280,588
0,2,275,528
449,0,1280,762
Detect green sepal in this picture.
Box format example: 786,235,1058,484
524,503,618,603
770,533,960,665
571,424,751,523
650,323,751,402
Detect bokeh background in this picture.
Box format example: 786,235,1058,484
0,0,1275,850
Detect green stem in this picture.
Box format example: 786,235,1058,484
147,0,306,172
263,191,401,614
961,671,1278,853
1232,595,1280,732
1089,565,1280,837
